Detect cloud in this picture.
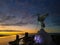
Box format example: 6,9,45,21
0,30,22,32
0,0,60,27
0,15,37,26
0,12,37,26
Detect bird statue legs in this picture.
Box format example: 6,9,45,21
41,21,45,29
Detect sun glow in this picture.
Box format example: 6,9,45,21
0,25,38,35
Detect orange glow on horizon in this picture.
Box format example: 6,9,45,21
0,26,38,34
0,25,59,34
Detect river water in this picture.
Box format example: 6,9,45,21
0,35,24,45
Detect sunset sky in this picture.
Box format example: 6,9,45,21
0,0,60,33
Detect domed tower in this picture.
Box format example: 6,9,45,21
34,13,55,45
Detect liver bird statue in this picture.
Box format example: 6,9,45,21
37,13,48,29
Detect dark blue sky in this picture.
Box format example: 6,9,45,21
0,0,60,32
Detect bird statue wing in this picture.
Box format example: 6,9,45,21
38,13,48,22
